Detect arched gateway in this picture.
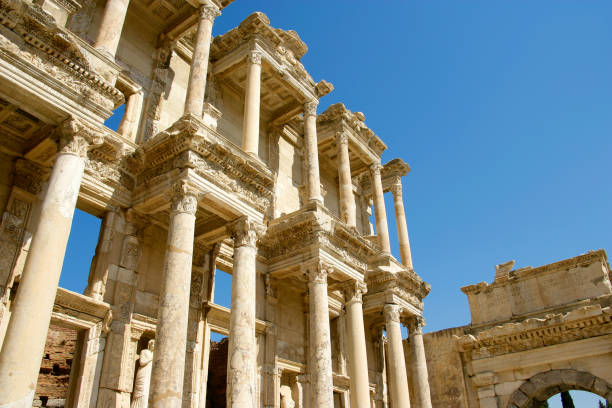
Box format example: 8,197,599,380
507,369,612,408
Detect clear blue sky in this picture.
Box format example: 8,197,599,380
60,2,611,405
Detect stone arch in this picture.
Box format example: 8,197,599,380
507,369,612,408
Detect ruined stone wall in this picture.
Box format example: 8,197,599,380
206,338,228,408
34,325,78,407
422,326,471,408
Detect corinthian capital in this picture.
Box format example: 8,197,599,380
228,216,265,248
406,315,425,334
383,304,401,324
170,180,201,215
199,1,220,21
343,280,367,304
60,117,105,158
247,50,262,65
369,162,383,177
390,179,402,197
335,132,348,146
304,262,331,284
304,100,318,117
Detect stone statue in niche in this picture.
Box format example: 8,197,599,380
131,339,154,408
280,385,295,408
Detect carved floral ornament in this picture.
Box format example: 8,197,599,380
170,180,202,215
335,132,349,146
304,262,332,284
406,315,425,334
369,162,383,177
228,216,266,248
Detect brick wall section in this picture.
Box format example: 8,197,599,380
33,325,78,407
206,337,228,408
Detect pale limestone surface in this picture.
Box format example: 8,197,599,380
422,251,612,408
0,2,431,408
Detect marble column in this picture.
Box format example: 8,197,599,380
227,217,263,407
391,180,413,269
383,304,410,408
241,51,262,156
308,264,333,407
343,281,370,408
184,2,220,117
149,181,199,408
303,100,323,203
407,316,432,408
336,133,356,227
0,119,98,408
370,163,391,253
93,0,131,57
117,90,143,142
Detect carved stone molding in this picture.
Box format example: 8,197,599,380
170,180,201,215
343,280,367,305
228,216,265,249
14,159,50,195
383,304,401,324
304,100,318,117
199,2,220,22
247,50,262,65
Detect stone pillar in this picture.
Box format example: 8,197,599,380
383,304,410,408
307,263,333,407
407,316,432,408
370,163,391,253
0,119,100,407
226,217,263,407
93,0,130,57
241,51,262,156
117,90,144,143
391,180,413,269
303,101,323,203
343,281,370,408
149,181,199,408
336,133,356,227
184,1,220,117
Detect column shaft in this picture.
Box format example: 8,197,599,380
308,265,333,407
150,183,198,408
227,218,261,407
384,305,410,408
391,182,413,268
408,318,432,408
93,0,130,57
370,163,391,253
344,282,370,408
242,51,262,156
184,3,220,117
0,131,89,407
304,101,322,203
337,133,356,227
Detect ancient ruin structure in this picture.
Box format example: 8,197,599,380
423,250,612,408
0,0,432,407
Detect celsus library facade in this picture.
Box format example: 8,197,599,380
0,0,609,407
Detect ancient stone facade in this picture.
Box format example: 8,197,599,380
422,250,612,408
0,1,431,407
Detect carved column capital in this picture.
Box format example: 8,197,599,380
369,162,383,177
228,216,265,249
199,1,220,21
343,280,367,305
170,180,201,215
305,262,331,284
247,50,262,65
14,159,50,195
60,117,104,158
383,304,401,324
406,315,425,335
335,132,348,146
390,179,403,197
304,100,318,117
